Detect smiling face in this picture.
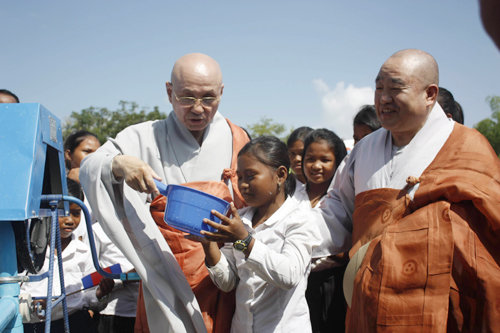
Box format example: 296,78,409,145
374,50,438,146
288,140,306,183
59,203,81,239
237,152,282,208
65,136,101,169
303,140,336,185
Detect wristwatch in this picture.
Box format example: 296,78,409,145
233,233,253,251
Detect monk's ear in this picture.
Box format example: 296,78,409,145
219,83,224,97
166,81,173,103
425,84,439,106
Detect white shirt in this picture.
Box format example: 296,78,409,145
71,197,139,317
291,182,342,269
92,223,139,317
207,197,320,333
20,235,101,322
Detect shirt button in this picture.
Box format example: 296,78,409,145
402,260,417,275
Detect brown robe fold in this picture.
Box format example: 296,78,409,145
348,124,500,332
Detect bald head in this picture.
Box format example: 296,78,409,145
375,49,440,146
383,49,439,88
166,53,224,145
171,53,223,88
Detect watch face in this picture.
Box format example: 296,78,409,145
233,240,246,251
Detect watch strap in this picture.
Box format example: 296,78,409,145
233,233,253,251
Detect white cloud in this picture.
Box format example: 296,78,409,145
312,79,374,140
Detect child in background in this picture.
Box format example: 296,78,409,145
352,105,380,145
20,178,113,333
298,128,348,333
287,126,313,186
64,130,101,183
65,130,138,333
197,136,320,332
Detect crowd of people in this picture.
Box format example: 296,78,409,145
3,46,499,333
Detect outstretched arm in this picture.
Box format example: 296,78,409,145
112,155,161,196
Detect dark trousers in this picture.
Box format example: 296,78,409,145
306,265,347,333
23,310,97,333
95,314,135,333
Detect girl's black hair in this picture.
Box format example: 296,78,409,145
238,135,296,197
64,130,99,152
287,126,313,147
59,177,84,209
302,128,347,176
64,130,99,169
66,178,84,201
353,105,381,131
0,89,20,103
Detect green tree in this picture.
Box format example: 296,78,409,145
63,101,167,143
246,117,288,140
474,95,500,156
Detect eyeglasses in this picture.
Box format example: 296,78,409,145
173,91,219,107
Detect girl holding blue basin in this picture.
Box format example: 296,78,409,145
191,136,320,333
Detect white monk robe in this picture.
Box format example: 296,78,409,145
80,111,233,333
319,103,454,256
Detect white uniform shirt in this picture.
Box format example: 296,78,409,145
20,235,100,322
92,223,139,317
71,197,139,317
207,197,320,333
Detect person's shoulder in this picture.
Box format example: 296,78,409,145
112,118,168,143
122,118,166,133
453,123,497,156
282,196,314,221
221,115,250,142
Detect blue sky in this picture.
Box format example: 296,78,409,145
2,1,499,140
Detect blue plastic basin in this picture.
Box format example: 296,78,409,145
162,184,230,237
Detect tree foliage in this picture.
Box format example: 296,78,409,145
474,95,500,157
63,101,167,143
246,117,288,141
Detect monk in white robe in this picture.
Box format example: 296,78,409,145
80,53,248,333
320,49,500,332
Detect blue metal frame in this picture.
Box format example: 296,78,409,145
40,195,141,282
0,104,139,332
0,103,68,221
0,223,23,332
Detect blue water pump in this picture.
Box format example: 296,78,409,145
0,104,138,333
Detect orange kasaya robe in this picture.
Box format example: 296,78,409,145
347,124,500,332
134,119,249,333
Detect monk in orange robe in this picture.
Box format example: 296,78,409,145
319,49,500,332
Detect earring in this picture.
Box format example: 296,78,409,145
277,182,282,192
